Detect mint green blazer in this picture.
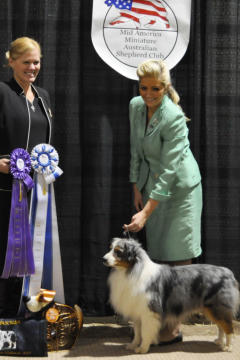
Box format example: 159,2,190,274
129,95,201,201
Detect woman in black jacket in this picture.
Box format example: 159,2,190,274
0,37,53,317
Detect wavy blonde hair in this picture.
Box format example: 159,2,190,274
137,59,180,105
5,37,41,62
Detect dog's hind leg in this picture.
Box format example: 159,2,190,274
214,326,225,347
135,314,160,354
215,322,233,351
225,333,234,352
126,320,141,351
203,307,234,351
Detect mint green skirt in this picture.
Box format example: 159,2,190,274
143,183,202,262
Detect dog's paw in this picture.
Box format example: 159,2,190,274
214,338,225,347
134,345,149,354
215,339,232,352
126,343,137,351
222,345,232,352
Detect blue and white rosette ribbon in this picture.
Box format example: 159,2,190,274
31,144,63,186
1,148,34,278
19,144,65,312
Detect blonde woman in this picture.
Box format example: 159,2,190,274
0,37,53,317
124,59,202,344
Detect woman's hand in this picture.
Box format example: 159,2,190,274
123,198,159,233
0,158,10,174
133,184,143,211
123,210,148,232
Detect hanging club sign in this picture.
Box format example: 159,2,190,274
91,0,192,80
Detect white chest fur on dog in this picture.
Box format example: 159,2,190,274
108,262,159,321
103,237,240,354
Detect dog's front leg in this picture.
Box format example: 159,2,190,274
135,315,160,354
126,320,141,351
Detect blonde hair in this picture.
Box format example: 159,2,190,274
5,37,41,62
137,59,180,105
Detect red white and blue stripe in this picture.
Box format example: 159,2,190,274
105,0,170,28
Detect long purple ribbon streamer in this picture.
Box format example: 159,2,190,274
1,178,35,278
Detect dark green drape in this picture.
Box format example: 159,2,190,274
174,0,240,275
0,0,239,315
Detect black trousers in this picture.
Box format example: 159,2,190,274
0,277,22,317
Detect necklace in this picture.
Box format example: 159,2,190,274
29,99,35,112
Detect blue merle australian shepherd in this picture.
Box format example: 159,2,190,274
103,237,240,354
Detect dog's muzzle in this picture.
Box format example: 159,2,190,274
102,255,109,267
103,251,116,267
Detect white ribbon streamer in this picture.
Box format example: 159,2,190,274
19,144,65,312
28,174,65,303
28,173,48,296
51,184,65,303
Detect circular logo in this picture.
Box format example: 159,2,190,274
38,153,50,167
103,0,177,68
46,307,60,323
16,158,25,171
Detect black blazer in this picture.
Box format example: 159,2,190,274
0,78,53,190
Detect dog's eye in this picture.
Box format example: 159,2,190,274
114,249,122,258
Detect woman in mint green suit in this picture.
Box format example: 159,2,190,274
124,59,202,264
123,59,202,344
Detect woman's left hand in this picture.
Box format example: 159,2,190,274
0,158,10,174
123,210,148,232
123,198,159,233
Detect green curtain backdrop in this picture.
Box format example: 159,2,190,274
0,0,239,315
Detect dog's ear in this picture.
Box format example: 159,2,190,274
124,242,139,265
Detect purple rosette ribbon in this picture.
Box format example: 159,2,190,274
1,148,35,278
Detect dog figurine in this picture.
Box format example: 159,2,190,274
24,289,56,313
24,289,83,351
103,237,240,354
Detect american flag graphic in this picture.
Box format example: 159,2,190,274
104,0,170,28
